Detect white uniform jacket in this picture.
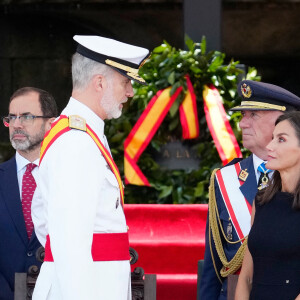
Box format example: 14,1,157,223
32,98,131,300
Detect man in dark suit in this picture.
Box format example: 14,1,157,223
0,87,57,300
199,80,300,299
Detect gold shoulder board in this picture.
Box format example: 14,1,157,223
68,115,86,131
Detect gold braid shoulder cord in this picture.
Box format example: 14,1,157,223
208,168,248,282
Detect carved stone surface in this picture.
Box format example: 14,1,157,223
153,140,200,170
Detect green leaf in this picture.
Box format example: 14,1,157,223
168,116,179,131
109,132,125,143
201,36,206,55
167,71,176,85
246,67,261,81
208,53,224,72
228,88,236,99
158,186,173,199
185,35,194,52
150,140,162,152
194,182,204,197
153,44,168,53
190,65,202,74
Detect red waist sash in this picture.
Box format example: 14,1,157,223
44,232,130,262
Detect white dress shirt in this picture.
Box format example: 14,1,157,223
252,153,273,183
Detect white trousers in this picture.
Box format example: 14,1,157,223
33,261,131,300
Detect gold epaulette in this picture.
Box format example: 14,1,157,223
208,169,248,282
68,115,87,131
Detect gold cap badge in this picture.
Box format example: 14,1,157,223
241,83,252,98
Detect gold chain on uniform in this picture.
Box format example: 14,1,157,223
208,168,248,280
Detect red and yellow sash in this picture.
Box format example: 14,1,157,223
40,115,124,206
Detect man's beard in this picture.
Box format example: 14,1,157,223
10,126,45,152
100,84,127,120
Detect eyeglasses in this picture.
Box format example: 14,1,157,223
2,115,51,127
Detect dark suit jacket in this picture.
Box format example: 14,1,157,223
199,155,257,300
0,156,42,300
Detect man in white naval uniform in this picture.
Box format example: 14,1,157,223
32,35,150,300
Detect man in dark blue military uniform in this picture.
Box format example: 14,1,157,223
199,80,300,300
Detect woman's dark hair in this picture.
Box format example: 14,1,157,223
257,111,300,210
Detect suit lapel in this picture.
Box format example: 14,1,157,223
239,154,258,206
0,157,28,246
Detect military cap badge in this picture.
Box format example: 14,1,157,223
231,80,300,112
241,83,252,98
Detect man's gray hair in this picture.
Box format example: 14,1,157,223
72,53,114,90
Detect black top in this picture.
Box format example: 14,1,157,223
248,192,300,300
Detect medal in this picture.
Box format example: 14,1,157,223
258,162,271,190
258,173,269,190
261,173,269,185
226,218,233,241
238,169,249,181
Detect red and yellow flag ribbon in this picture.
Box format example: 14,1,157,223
203,84,242,165
124,79,242,186
124,87,183,186
179,75,200,139
124,76,199,186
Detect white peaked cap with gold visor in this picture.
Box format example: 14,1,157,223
73,35,150,85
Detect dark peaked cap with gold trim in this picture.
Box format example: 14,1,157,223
73,35,150,85
231,80,300,112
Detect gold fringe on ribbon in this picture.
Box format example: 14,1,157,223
208,169,248,279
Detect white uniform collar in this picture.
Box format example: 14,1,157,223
62,97,105,137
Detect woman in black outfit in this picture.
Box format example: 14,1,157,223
235,111,300,300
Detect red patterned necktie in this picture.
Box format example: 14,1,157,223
21,163,37,239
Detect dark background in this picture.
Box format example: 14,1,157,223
1,0,300,143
